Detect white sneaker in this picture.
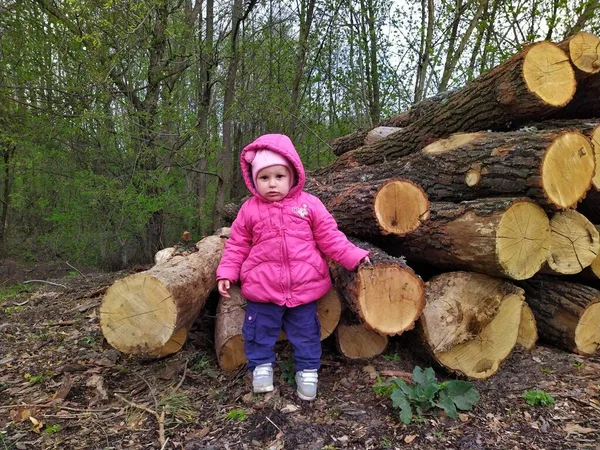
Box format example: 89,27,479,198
295,369,318,401
252,364,274,393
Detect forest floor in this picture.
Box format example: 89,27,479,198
1,260,599,450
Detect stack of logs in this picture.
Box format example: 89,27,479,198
99,32,600,380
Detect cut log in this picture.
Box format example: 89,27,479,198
314,288,343,340
330,91,454,156
215,285,247,372
517,303,538,351
385,198,551,281
317,129,595,211
542,210,600,275
215,287,342,371
420,271,525,379
523,121,600,190
100,229,230,355
331,126,403,156
557,32,600,77
305,178,430,237
517,277,600,355
320,41,575,170
329,241,425,336
335,321,388,359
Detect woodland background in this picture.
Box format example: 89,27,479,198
1,0,600,270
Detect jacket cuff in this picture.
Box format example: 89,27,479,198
343,248,370,270
216,268,239,283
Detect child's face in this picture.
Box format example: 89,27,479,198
255,165,292,201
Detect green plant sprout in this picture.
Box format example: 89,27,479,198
279,357,295,386
43,424,63,434
382,353,401,362
523,389,555,406
225,409,247,421
379,366,479,424
24,373,45,385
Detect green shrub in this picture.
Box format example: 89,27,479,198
379,366,479,424
523,389,555,406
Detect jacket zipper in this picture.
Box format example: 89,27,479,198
280,206,292,303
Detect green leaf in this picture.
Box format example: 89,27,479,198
412,366,437,387
436,390,458,419
444,381,480,410
391,390,413,424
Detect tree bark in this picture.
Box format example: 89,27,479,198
579,189,600,223
100,229,230,355
323,41,575,170
517,276,600,356
551,72,600,120
329,241,425,336
317,130,595,211
420,271,525,379
331,126,402,157
384,198,551,281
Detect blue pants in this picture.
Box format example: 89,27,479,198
243,300,322,372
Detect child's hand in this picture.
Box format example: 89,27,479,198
218,279,231,297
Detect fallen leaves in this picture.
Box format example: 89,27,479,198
563,423,595,436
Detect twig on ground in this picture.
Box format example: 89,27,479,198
159,436,170,450
22,280,67,288
66,261,88,280
76,286,108,300
115,393,166,447
135,372,158,411
266,415,283,434
174,360,188,392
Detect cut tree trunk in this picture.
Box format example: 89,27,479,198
215,287,342,371
557,32,600,78
320,41,575,170
517,302,538,351
215,285,247,372
541,210,600,275
305,178,430,237
329,241,425,336
524,121,600,190
100,229,230,355
317,130,595,211
517,276,600,355
420,271,525,379
330,90,456,156
331,126,402,156
385,198,551,281
335,319,388,359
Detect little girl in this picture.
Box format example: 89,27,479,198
216,133,369,401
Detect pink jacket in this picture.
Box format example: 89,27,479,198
216,134,369,307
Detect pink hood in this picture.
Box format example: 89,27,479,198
241,134,305,200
